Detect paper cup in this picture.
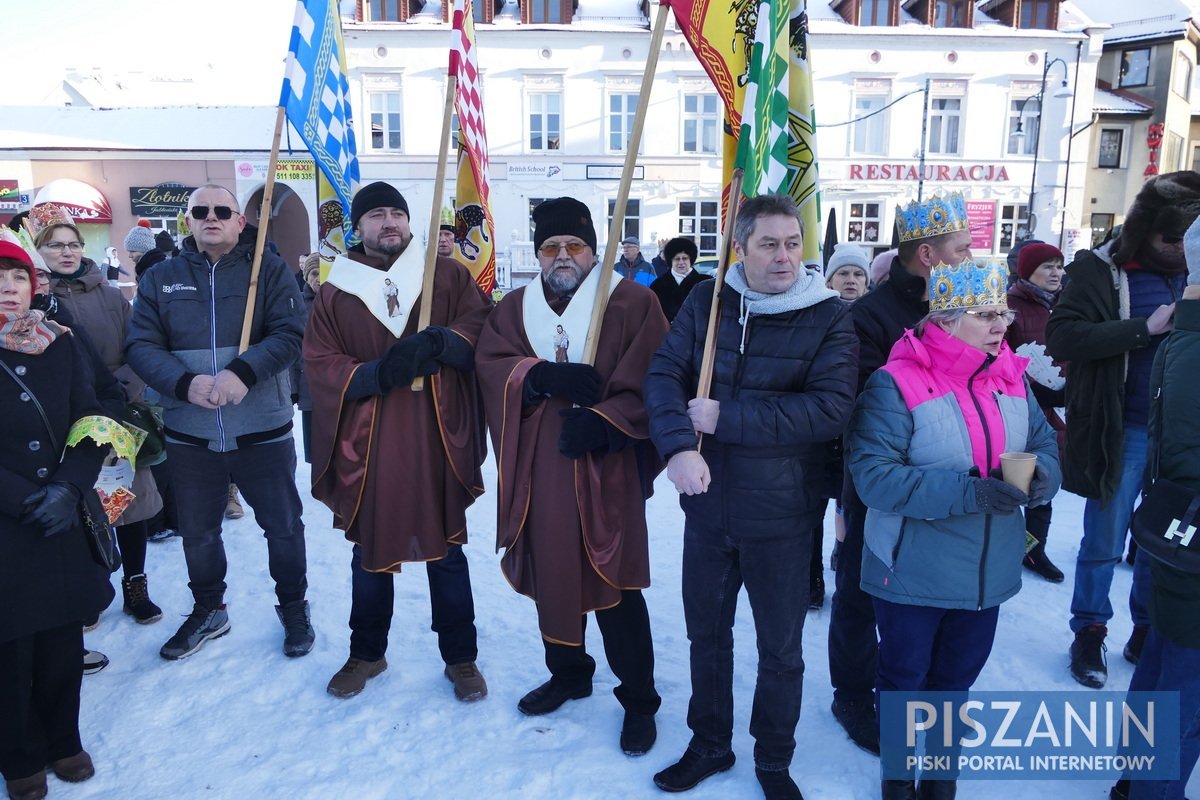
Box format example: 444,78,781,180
999,452,1037,494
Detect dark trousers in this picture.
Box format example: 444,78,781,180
1025,501,1052,544
116,519,147,578
145,458,177,533
300,410,312,465
828,482,878,705
349,544,478,665
168,439,308,610
0,624,84,780
543,589,661,716
873,598,999,698
683,521,810,772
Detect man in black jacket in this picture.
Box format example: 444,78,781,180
645,194,858,800
827,192,972,756
126,184,312,662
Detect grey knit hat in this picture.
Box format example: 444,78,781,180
124,225,156,253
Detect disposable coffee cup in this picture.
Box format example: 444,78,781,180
999,452,1037,494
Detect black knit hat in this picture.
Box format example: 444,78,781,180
662,237,698,265
439,224,455,234
351,182,409,230
1114,170,1200,265
532,197,596,253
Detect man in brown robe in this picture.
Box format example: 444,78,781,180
475,197,667,756
305,182,491,702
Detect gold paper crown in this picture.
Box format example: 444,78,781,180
895,192,969,243
929,258,1008,312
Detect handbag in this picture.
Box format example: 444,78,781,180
1131,478,1200,573
0,358,121,572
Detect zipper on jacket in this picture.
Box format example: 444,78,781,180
208,260,226,451
891,519,908,565
978,515,991,610
967,355,996,608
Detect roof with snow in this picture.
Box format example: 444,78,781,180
1070,0,1200,44
1092,86,1155,113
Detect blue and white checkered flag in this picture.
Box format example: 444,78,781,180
281,0,360,241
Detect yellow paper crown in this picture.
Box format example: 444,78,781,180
895,192,969,243
929,258,1008,312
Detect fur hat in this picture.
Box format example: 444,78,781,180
532,197,597,254
1016,242,1064,280
662,237,698,265
825,243,870,279
351,182,409,231
124,225,156,254
1114,170,1200,265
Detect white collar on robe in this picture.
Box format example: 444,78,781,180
522,266,622,363
325,243,425,337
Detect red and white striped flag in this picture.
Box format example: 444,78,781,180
450,0,495,294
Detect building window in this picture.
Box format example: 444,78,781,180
365,0,405,21
139,216,180,241
1006,96,1039,156
997,203,1029,251
847,202,882,244
927,97,962,155
1193,145,1200,173
852,95,888,155
368,92,402,151
1090,213,1115,248
1019,0,1055,28
1173,51,1193,99
861,0,890,25
934,0,969,27
528,93,562,151
528,197,549,240
682,94,718,154
522,0,573,24
1097,129,1124,168
679,200,719,256
1119,48,1151,88
1165,131,1185,173
608,198,641,242
608,93,638,153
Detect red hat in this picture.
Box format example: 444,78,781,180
0,240,35,284
1017,242,1064,281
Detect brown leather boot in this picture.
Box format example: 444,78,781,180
444,661,488,701
50,751,94,782
5,772,47,800
326,657,387,698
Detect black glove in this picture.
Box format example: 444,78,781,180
527,362,603,407
558,408,626,458
378,328,446,392
973,478,1027,516
21,482,83,537
1027,463,1052,507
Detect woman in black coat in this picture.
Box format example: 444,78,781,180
0,242,111,800
649,237,710,322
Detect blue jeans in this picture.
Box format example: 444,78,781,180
1071,426,1151,632
1126,629,1200,800
168,439,308,609
349,544,478,665
682,522,810,772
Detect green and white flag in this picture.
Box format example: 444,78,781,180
735,0,790,199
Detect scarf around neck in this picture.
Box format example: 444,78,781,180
0,309,66,355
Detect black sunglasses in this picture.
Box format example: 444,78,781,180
189,205,235,221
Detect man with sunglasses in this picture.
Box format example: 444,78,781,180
304,182,491,703
126,184,313,662
1046,170,1200,689
475,197,667,755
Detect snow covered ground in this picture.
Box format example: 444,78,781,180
67,425,1187,800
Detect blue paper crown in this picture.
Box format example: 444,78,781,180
895,192,970,243
929,258,1009,312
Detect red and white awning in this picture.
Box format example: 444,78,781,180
33,178,113,224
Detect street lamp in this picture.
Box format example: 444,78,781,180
1012,52,1073,241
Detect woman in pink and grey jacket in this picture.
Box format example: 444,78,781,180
846,259,1061,800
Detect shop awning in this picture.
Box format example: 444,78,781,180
33,178,112,224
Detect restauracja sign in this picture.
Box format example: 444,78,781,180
848,163,1011,182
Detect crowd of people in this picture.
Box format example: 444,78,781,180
0,170,1197,800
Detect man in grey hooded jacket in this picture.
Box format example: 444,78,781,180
644,194,859,800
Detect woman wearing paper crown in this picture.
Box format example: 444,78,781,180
0,240,115,800
846,257,1061,800
34,208,164,627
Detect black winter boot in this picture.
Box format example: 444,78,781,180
916,778,956,799
882,780,917,800
1023,544,1064,583
122,574,163,624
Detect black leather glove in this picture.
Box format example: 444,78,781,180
558,408,626,458
378,328,446,392
973,478,1027,516
22,482,83,537
1027,463,1051,507
527,362,603,407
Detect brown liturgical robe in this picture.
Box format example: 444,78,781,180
475,277,668,645
305,250,490,572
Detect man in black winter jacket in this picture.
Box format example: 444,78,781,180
827,192,972,756
645,194,858,800
126,184,313,663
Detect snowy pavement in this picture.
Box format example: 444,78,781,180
68,427,1183,799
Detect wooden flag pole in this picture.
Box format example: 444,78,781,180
411,74,459,392
696,169,744,402
239,105,287,354
581,1,670,365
